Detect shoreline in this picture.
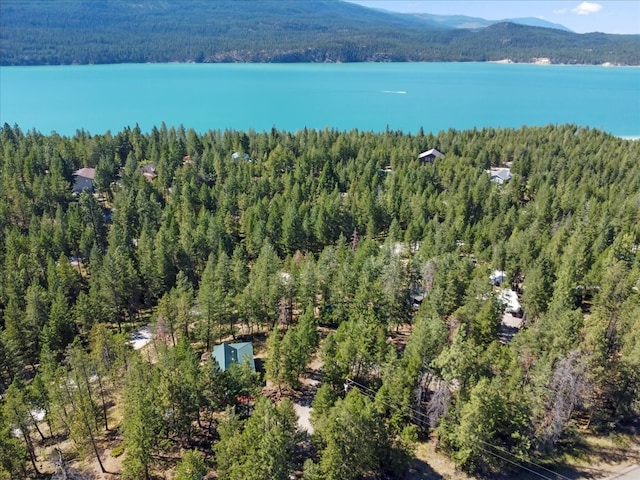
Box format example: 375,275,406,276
488,58,639,67
2,59,640,68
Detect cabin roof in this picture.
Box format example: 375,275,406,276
212,342,256,372
418,148,445,160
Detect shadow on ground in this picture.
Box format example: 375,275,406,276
406,458,444,479
487,431,640,480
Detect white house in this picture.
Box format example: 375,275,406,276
498,289,522,315
418,148,445,163
490,270,507,286
232,152,250,162
487,167,513,184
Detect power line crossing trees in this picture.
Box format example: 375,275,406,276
214,397,301,480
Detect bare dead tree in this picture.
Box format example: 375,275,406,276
51,447,68,480
414,368,434,406
50,448,94,480
426,379,452,429
421,259,437,294
538,349,590,451
413,364,452,430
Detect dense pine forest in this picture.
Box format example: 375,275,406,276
1,0,639,66
1,123,639,479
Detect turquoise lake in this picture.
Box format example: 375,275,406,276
1,63,639,137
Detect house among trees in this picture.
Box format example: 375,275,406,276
490,270,507,286
212,342,256,372
139,163,157,181
72,167,96,193
232,151,251,162
498,288,522,316
418,148,444,163
487,167,513,184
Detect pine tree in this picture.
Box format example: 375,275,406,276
2,377,41,475
265,327,284,390
122,354,161,480
214,397,300,480
174,450,207,480
0,405,28,479
66,342,108,472
313,389,390,480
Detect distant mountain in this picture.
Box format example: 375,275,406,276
0,0,638,65
507,17,573,32
410,13,573,32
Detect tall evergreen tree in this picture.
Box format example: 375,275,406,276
122,354,162,480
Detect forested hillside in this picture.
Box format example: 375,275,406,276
1,0,639,65
1,123,639,478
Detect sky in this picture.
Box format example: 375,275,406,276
347,1,640,34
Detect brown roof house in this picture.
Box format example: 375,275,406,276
72,167,96,194
140,164,157,181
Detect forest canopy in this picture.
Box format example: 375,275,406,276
1,0,639,65
0,123,639,478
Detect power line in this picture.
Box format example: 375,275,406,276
347,378,422,417
345,378,432,425
477,445,556,480
346,378,571,480
478,440,573,480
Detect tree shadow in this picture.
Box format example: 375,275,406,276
498,324,520,343
486,432,640,480
254,357,265,375
406,457,444,479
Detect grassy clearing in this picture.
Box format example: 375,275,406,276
410,439,476,480
410,432,640,480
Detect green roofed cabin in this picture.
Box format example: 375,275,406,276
212,342,256,372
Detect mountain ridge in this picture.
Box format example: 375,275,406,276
397,12,573,32
1,0,638,65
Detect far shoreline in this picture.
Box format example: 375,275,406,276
2,60,640,68
488,58,640,67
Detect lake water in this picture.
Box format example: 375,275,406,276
1,63,639,137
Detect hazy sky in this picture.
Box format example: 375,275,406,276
347,1,640,34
